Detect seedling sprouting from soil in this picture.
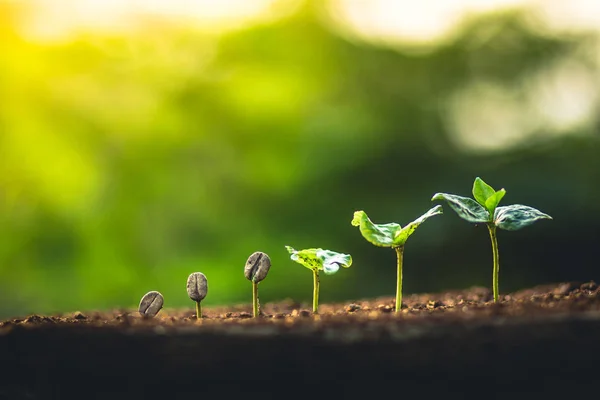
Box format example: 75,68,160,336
432,177,552,303
187,272,208,319
139,291,164,318
244,251,271,318
351,206,443,312
285,246,352,314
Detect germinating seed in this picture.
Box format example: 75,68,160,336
244,251,271,283
139,291,164,318
186,272,208,302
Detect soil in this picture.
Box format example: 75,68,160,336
1,281,599,399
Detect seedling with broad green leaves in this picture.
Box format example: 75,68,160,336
351,206,443,312
285,246,352,314
432,177,552,303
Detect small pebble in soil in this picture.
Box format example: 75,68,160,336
377,304,392,313
427,300,443,309
24,315,43,324
138,291,164,318
298,310,311,317
346,304,361,312
554,283,576,296
72,311,87,320
239,312,252,319
581,281,598,291
116,314,132,326
273,313,286,319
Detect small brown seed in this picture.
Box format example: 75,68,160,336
244,251,271,283
186,272,208,302
139,291,164,318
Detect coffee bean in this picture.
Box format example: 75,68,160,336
186,272,208,302
139,291,164,318
244,251,271,283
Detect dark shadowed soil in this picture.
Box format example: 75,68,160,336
1,281,599,399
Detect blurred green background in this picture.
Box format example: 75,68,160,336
1,0,599,318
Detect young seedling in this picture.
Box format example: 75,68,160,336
432,177,552,303
139,291,164,318
285,246,352,314
244,251,271,318
351,206,443,312
186,272,208,319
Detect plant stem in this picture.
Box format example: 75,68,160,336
394,246,404,312
487,224,500,303
195,301,202,319
312,269,320,314
252,281,259,318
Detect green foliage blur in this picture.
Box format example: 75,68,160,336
1,1,599,318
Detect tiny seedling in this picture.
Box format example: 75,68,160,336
186,272,208,319
285,246,352,314
244,251,271,318
139,291,164,318
351,206,443,312
432,177,552,303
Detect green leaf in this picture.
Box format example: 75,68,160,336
472,177,496,207
285,246,352,275
393,205,443,246
351,211,401,248
431,193,491,223
493,205,552,231
484,188,506,215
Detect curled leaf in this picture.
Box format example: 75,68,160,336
494,204,552,231
394,205,443,246
431,193,490,223
351,211,401,247
286,246,352,275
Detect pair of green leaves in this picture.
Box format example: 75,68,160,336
432,177,552,230
287,178,551,272
351,205,443,248
285,246,352,275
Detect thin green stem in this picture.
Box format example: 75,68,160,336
394,246,404,312
195,301,202,319
312,269,320,314
487,224,500,303
252,281,259,318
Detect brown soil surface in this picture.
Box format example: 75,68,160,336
1,281,599,399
